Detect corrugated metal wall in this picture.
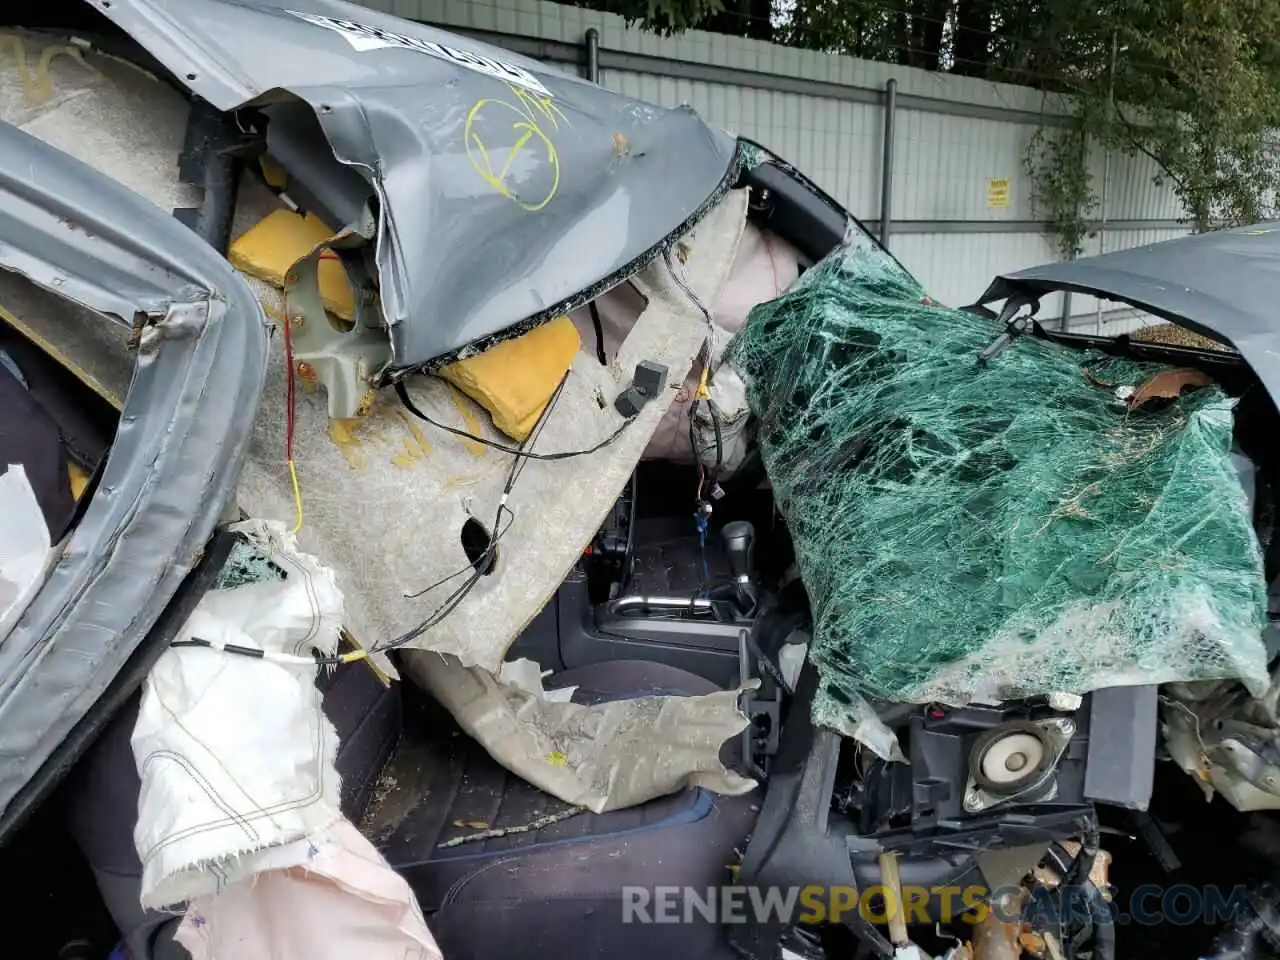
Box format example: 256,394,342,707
360,0,1187,327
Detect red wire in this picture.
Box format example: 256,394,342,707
282,314,296,462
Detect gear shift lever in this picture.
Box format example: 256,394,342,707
720,521,759,617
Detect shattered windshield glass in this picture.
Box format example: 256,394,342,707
729,239,1270,738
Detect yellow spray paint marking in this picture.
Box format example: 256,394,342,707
510,85,570,130
465,84,568,212
328,418,368,470
447,388,488,456
0,34,96,106
545,751,568,767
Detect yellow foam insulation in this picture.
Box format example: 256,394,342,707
68,461,90,501
258,155,289,190
437,316,581,442
229,210,355,321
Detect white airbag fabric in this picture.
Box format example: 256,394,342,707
131,519,437,959
132,520,344,908
176,820,440,960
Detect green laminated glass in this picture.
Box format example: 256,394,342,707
728,240,1269,734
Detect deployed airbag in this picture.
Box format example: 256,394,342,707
729,240,1270,737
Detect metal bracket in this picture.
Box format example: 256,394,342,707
977,297,1039,366
283,213,391,419
748,696,782,758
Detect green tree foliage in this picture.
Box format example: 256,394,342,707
577,0,1280,241
1015,0,1280,243
571,0,771,37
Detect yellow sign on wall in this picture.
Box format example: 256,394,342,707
987,178,1011,209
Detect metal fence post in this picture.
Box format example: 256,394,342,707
585,27,600,83
880,78,897,248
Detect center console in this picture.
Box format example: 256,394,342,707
507,475,767,688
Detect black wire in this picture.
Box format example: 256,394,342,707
708,400,725,473
1057,821,1101,960
688,397,702,481
663,247,717,369
506,368,565,490
400,505,517,600
395,378,634,461
589,301,607,365
744,622,793,698
171,638,266,659
376,370,571,652
662,246,726,482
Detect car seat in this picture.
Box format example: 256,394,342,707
68,659,756,960
376,660,757,960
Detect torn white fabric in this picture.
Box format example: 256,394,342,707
132,519,344,909
0,465,52,639
176,820,440,960
499,657,577,703
693,365,753,476
777,633,809,693
234,195,754,813
644,221,801,463
402,651,757,813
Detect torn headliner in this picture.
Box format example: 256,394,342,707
979,222,1280,406
0,38,746,680
96,0,741,371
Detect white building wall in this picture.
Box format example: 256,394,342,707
359,0,1188,321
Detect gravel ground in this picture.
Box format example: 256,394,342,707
1128,323,1236,352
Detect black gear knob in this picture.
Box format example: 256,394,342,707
721,520,756,583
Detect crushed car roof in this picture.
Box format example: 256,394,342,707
97,0,740,371
979,222,1280,404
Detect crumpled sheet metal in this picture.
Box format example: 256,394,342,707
0,23,745,677
1162,666,1280,812
403,653,755,814
0,32,187,410
236,190,749,672
3,35,753,816
0,38,269,831
99,0,740,371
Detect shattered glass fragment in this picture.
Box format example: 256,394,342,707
215,538,288,589
729,241,1270,734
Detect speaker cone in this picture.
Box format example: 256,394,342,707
970,721,1054,795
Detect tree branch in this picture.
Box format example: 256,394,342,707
1114,103,1189,195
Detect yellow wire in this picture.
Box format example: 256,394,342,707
695,366,711,401
287,458,303,533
